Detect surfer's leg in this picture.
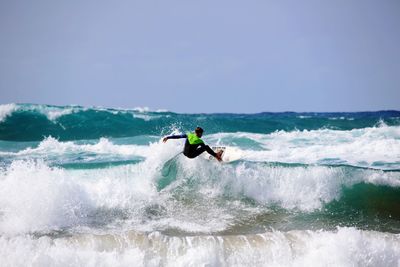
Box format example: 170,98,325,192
204,145,217,156
191,145,218,158
189,146,207,158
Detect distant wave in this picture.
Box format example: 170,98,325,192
0,103,399,141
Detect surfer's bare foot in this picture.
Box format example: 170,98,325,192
216,150,223,162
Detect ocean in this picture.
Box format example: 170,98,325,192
0,103,399,266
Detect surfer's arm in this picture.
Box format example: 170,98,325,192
163,134,187,143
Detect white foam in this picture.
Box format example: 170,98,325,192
168,157,400,212
0,103,17,122
46,107,75,120
0,139,399,235
328,116,346,120
297,115,311,119
87,105,168,114
132,107,168,113
0,145,230,235
155,109,169,113
18,104,80,121
16,104,169,121
0,160,93,234
0,228,399,267
133,106,150,113
1,134,399,229
0,138,216,234
132,113,163,121
7,136,150,158
0,159,160,234
208,125,400,168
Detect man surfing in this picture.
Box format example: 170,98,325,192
163,127,223,161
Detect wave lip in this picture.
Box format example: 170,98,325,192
0,103,17,122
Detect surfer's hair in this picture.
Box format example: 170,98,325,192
195,127,204,134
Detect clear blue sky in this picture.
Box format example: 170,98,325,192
0,0,399,113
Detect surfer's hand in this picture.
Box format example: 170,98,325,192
215,155,222,162
162,137,168,143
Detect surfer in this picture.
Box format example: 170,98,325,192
163,127,223,161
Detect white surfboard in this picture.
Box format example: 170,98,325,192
203,146,242,163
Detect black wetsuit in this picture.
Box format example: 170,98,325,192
165,134,217,158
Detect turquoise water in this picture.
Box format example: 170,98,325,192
0,103,399,266
1,103,399,141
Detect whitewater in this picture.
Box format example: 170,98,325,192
0,104,399,267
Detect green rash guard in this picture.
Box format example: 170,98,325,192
186,132,204,145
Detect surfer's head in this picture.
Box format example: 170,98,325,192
195,127,203,137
